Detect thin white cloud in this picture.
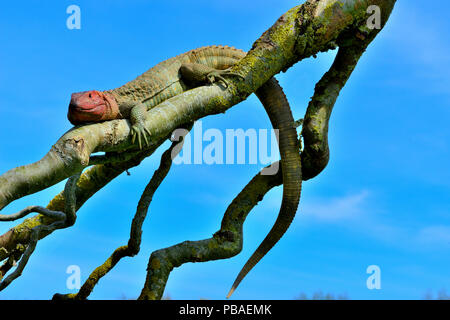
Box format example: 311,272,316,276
416,225,450,247
301,190,370,222
293,189,450,251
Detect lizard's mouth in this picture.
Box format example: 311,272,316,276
68,90,119,125
72,103,104,114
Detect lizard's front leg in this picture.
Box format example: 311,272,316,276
180,63,244,88
130,62,244,150
130,103,152,150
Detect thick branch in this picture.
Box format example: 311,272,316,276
0,141,166,262
302,35,376,179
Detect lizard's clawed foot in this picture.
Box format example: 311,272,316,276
294,118,303,128
131,122,151,150
206,69,245,88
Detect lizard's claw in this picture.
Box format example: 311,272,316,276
131,122,151,150
294,118,304,128
206,69,245,88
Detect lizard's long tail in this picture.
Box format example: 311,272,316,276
227,77,302,298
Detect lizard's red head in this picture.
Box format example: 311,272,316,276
68,90,120,125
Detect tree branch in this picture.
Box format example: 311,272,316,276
53,124,192,300
0,174,80,291
138,162,283,300
0,140,167,263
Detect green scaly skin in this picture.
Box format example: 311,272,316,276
69,45,301,297
107,45,247,148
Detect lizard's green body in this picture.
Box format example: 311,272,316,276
109,45,244,108
69,46,246,147
68,45,301,297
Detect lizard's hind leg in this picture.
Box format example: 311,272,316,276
206,68,245,88
180,63,244,88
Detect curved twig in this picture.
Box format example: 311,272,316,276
53,124,192,300
0,141,166,264
301,33,379,180
138,162,283,300
0,206,66,222
0,174,80,291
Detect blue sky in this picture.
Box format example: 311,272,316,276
0,0,449,300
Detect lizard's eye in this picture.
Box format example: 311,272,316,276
88,93,92,98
